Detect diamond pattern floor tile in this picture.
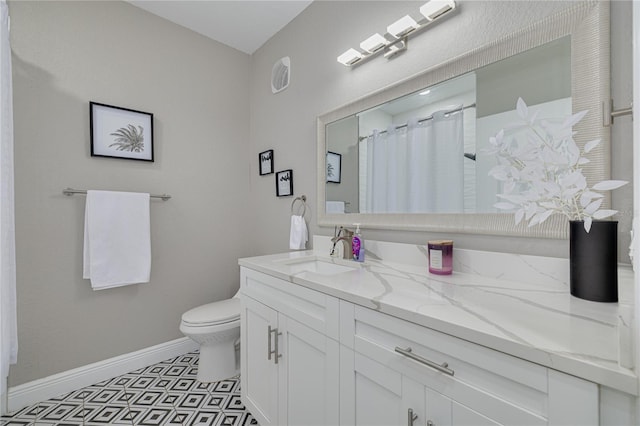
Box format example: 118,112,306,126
1,351,258,426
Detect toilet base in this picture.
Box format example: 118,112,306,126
197,338,240,383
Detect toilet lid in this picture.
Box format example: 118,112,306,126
182,298,240,326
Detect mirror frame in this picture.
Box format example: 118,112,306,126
317,1,609,239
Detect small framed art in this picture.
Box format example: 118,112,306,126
90,102,154,162
259,149,274,175
326,151,341,183
276,169,293,197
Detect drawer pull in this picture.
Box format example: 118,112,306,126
395,346,454,376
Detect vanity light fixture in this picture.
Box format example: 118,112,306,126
337,48,363,66
336,0,457,67
387,15,419,39
384,40,407,59
420,0,456,21
360,33,389,53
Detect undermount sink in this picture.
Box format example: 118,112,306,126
280,256,359,275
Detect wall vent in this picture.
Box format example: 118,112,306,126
271,57,290,94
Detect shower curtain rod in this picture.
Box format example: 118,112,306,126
62,187,171,201
358,103,476,141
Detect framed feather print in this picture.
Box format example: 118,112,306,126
90,102,154,162
259,149,274,175
326,151,341,183
276,169,293,197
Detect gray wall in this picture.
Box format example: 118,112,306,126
9,1,251,386
249,0,633,260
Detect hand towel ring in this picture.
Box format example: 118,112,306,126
291,195,307,216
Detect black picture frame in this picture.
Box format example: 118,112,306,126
276,169,293,197
90,102,154,162
326,151,342,183
259,149,274,175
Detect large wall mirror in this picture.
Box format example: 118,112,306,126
317,1,610,239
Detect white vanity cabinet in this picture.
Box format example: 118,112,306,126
239,260,629,426
339,304,599,426
240,267,341,426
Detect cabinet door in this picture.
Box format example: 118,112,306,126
425,388,452,426
241,296,279,426
278,315,340,426
342,351,404,425
452,401,502,426
346,353,435,426
424,389,502,426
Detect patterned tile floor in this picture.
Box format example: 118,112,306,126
1,352,258,426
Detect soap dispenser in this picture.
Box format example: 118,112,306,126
352,223,365,262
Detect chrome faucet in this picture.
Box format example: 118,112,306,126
330,227,353,260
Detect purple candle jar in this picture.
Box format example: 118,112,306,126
428,240,453,275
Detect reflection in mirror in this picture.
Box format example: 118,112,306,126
325,116,357,214
325,36,571,215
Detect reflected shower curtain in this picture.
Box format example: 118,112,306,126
365,110,464,213
0,0,16,412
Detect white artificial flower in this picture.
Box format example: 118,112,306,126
489,98,627,233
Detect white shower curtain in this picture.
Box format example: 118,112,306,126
365,109,464,213
366,126,409,213
0,0,16,411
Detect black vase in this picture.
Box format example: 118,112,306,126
569,220,618,303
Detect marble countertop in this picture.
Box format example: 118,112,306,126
238,237,637,395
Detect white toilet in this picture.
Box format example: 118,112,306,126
180,292,241,383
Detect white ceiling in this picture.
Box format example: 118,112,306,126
127,1,313,54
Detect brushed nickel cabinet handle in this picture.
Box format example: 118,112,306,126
268,325,282,364
273,327,283,364
408,408,418,426
395,346,455,376
268,325,275,360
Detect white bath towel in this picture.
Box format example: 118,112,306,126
289,215,308,250
326,201,345,214
83,190,151,290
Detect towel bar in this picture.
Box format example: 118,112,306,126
291,195,307,216
63,188,171,201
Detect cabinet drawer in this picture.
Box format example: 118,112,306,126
241,267,340,340
353,306,549,425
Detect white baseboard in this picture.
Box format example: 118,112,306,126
7,337,198,413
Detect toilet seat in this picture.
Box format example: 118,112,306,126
181,298,240,327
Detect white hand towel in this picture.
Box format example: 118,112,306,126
83,190,151,290
289,215,308,250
